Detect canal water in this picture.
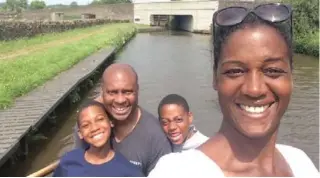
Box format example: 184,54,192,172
5,31,320,176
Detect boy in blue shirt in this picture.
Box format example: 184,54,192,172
53,100,144,177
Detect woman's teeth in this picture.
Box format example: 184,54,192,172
240,104,269,113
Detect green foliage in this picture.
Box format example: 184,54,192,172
291,0,319,57
29,0,46,10
0,19,129,41
291,0,318,35
294,32,319,57
5,0,27,12
70,1,78,7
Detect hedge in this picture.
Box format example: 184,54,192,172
0,19,130,40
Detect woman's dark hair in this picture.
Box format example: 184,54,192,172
212,13,293,71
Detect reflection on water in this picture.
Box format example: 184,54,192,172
278,54,319,168
9,32,319,175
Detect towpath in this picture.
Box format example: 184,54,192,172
0,47,115,167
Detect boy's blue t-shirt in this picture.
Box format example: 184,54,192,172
53,148,144,177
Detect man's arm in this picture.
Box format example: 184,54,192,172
146,133,172,175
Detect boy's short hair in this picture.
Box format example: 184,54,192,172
77,100,111,127
157,94,190,117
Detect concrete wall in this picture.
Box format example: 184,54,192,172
134,0,219,32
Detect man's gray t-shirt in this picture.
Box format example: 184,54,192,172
73,107,172,176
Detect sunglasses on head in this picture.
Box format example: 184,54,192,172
213,3,292,27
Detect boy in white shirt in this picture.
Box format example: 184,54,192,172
157,94,208,152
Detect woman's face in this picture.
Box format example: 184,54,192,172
214,25,292,138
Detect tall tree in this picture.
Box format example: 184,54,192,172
5,0,27,11
70,1,78,7
29,0,46,10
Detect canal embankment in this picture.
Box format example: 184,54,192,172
294,32,319,57
291,0,319,58
0,23,136,110
0,47,115,171
136,25,167,33
0,22,154,173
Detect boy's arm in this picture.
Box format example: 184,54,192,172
52,163,66,177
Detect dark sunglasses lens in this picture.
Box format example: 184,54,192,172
255,4,289,22
216,7,247,26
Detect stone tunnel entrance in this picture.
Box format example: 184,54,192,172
170,15,193,32
150,14,193,32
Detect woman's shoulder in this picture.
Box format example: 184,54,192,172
276,144,314,161
276,144,319,176
160,148,203,160
148,149,223,177
195,130,209,142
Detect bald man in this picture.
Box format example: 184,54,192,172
73,63,172,176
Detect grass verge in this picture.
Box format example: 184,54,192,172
0,23,137,109
0,24,115,54
294,32,319,57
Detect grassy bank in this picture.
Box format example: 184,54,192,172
294,32,319,57
0,24,119,55
290,0,319,57
0,23,137,109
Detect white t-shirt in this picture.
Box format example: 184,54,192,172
172,127,209,152
148,144,319,177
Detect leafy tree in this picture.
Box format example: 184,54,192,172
30,0,46,10
5,0,27,11
279,0,319,56
70,1,78,7
291,0,319,35
19,0,27,9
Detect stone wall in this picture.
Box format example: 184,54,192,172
0,19,129,41
0,3,134,21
